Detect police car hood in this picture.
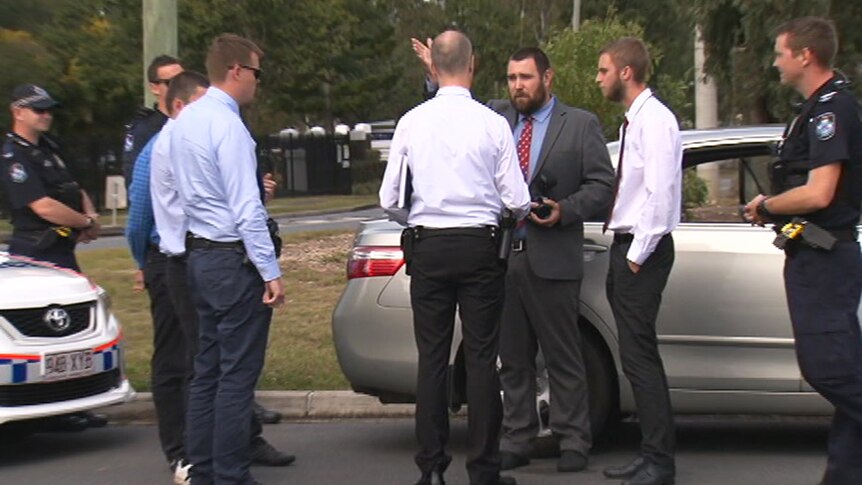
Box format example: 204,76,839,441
0,252,96,308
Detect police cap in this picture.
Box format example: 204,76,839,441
10,84,60,110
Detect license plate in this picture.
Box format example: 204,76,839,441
42,350,94,380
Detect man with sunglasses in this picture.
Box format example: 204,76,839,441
2,84,100,272
122,55,183,190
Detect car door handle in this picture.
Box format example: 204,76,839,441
584,243,608,253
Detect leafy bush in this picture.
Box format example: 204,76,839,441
683,169,708,208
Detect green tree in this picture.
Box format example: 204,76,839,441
692,1,862,124
544,13,691,139
0,29,62,129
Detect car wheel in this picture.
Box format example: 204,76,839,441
532,327,619,440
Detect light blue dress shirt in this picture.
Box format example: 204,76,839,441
512,96,556,179
512,97,555,240
169,87,280,281
149,119,187,257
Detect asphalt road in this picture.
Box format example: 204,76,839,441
0,416,830,485
64,207,387,252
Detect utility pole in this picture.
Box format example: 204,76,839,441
694,24,720,203
142,0,178,107
572,0,581,31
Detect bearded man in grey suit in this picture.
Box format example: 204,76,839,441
412,41,614,473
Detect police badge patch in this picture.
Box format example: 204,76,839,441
124,133,134,152
9,163,27,183
815,112,836,141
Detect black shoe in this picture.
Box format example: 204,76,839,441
250,440,296,466
603,455,648,479
499,451,530,471
415,470,445,485
253,401,282,425
557,450,588,472
622,461,675,485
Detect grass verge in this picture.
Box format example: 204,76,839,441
76,230,354,392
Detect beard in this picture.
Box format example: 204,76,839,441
605,78,625,103
510,84,548,116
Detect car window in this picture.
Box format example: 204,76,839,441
682,143,775,223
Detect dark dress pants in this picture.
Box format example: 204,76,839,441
499,250,591,455
605,234,675,466
185,248,272,485
410,233,505,485
165,255,265,451
785,242,862,485
144,248,189,463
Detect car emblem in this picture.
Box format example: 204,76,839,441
44,307,71,332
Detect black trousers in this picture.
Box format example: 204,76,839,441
785,242,862,485
144,248,188,463
409,232,505,485
9,234,79,271
605,234,675,466
499,250,591,455
185,248,271,485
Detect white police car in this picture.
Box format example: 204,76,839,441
0,251,134,430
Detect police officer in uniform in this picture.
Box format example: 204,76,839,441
2,84,100,272
744,17,862,485
122,55,183,187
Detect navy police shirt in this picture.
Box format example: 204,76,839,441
1,132,83,232
778,75,862,229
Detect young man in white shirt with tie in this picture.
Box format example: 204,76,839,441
595,37,682,485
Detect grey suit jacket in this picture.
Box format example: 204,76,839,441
489,98,614,280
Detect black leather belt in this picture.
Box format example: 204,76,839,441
186,235,244,251
613,233,634,244
512,239,526,252
414,226,497,240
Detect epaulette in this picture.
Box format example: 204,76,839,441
134,106,157,120
818,91,838,103
5,132,30,148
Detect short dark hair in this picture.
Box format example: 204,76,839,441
166,71,210,115
205,34,264,83
147,55,182,83
431,30,472,76
600,37,651,83
509,47,551,74
775,16,838,68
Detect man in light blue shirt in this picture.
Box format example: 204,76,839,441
169,34,284,485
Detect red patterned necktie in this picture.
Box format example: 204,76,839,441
603,117,629,234
517,116,533,180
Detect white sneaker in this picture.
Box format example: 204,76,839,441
170,458,192,485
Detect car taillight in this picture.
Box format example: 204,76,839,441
347,245,405,279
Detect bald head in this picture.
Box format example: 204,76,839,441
431,30,473,77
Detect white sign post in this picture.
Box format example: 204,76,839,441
104,176,127,227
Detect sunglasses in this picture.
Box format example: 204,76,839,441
30,107,54,115
151,79,172,86
236,64,262,80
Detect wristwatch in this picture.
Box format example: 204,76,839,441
757,198,774,220
83,215,95,229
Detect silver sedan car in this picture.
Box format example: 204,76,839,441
332,125,836,437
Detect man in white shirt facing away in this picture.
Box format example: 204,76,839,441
380,29,530,485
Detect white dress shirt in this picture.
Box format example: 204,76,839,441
149,119,187,256
379,86,530,227
607,88,682,265
169,87,280,281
